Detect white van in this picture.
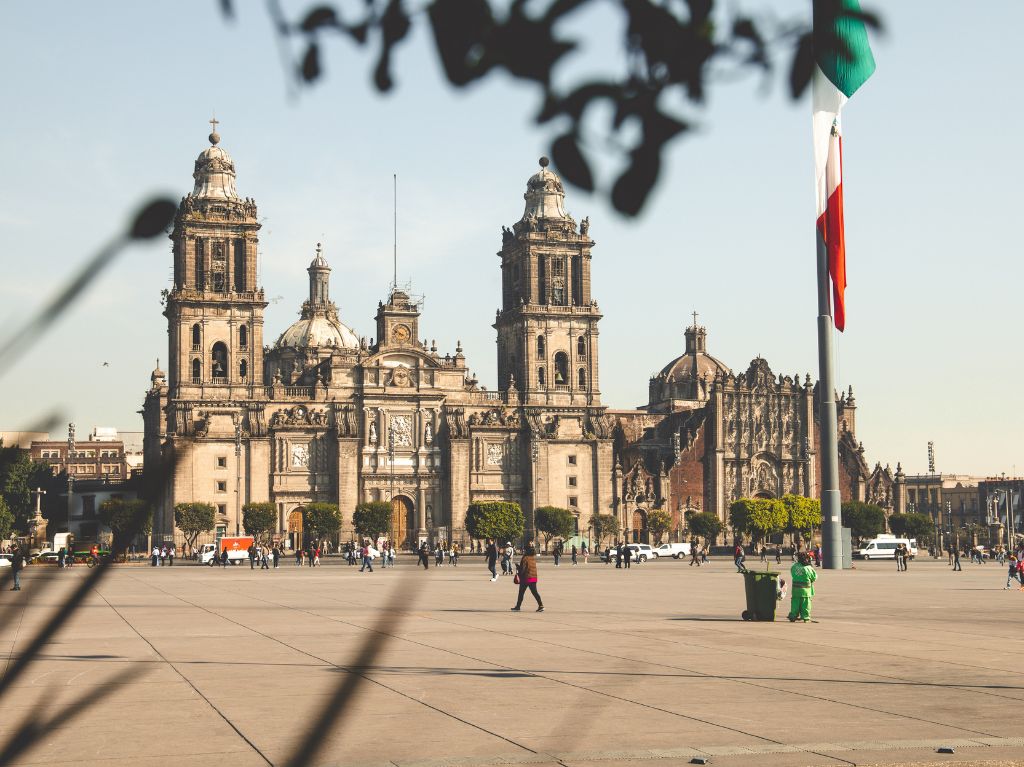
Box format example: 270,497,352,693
854,535,917,560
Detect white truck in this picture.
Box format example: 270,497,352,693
199,536,255,566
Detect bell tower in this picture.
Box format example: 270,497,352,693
494,157,602,407
165,121,267,398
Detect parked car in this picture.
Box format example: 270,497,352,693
599,544,657,563
656,542,692,559
0,554,12,568
33,551,60,564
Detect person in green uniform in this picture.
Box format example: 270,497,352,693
787,551,818,622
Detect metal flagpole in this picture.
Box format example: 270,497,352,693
816,228,842,570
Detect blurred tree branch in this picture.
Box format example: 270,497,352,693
231,0,880,216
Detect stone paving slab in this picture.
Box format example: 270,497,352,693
2,557,1024,766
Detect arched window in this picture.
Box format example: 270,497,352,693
578,368,586,389
191,324,201,350
191,358,202,383
538,366,546,386
239,359,248,380
239,325,248,349
211,342,228,380
554,352,568,386
577,336,586,359
536,335,545,357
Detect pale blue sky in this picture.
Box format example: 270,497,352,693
0,1,1019,476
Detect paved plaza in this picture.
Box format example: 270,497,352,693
2,555,1024,767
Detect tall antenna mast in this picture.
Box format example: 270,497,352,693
393,173,398,291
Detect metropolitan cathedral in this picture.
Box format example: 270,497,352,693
142,126,903,549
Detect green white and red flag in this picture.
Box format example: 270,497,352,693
813,0,875,331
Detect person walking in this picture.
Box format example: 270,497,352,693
760,545,767,563
700,545,709,565
775,545,783,564
485,538,498,581
272,546,280,568
571,544,578,566
10,547,24,591
249,544,256,570
1005,555,1019,589
623,542,632,569
418,541,430,570
733,542,748,573
360,541,374,572
168,545,175,566
553,542,561,567
615,541,623,569
952,547,962,571
689,540,701,567
511,544,544,612
787,552,818,623
581,541,589,564
220,547,228,568
57,546,66,570
452,542,460,567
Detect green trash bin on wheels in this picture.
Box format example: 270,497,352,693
740,570,779,621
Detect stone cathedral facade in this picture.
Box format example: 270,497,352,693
143,127,899,549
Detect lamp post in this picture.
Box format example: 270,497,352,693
234,417,242,537
530,442,539,550
388,419,396,548
66,422,76,539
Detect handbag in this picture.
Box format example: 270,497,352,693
513,573,520,584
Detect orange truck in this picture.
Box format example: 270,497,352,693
199,536,255,565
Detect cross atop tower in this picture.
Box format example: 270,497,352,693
209,115,219,133
691,310,699,328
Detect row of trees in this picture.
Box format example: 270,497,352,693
164,496,936,554
172,500,397,552
463,502,727,549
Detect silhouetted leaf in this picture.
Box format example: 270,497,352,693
301,43,321,82
429,0,495,85
551,134,593,192
347,22,369,44
612,147,660,217
789,32,814,98
129,198,177,240
374,0,411,91
301,5,338,32
493,6,574,84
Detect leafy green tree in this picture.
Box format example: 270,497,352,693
174,502,216,556
0,443,53,533
98,499,152,553
534,506,576,550
646,509,672,544
841,501,886,541
0,496,14,540
591,513,619,547
729,497,786,544
782,494,822,543
889,511,934,543
305,503,342,545
242,502,277,545
352,501,391,541
686,511,722,545
465,501,524,544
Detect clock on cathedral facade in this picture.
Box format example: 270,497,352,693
142,127,902,552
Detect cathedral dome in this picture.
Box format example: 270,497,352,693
275,315,359,350
192,128,239,199
522,156,569,221
649,321,729,410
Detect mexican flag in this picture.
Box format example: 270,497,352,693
813,0,875,332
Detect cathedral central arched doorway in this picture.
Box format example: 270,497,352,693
632,509,648,544
288,507,304,550
391,496,414,551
